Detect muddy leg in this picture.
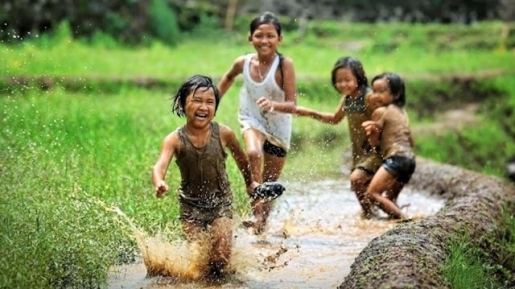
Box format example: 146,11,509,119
241,130,267,233
251,152,286,234
366,168,406,219
350,169,376,218
181,220,210,280
208,217,233,277
384,182,405,205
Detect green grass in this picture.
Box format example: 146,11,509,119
0,83,349,288
1,21,514,81
442,208,515,289
1,20,515,288
442,241,497,289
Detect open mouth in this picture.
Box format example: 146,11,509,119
195,113,208,120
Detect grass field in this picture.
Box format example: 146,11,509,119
1,20,515,288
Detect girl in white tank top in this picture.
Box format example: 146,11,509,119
217,12,298,235
239,53,292,150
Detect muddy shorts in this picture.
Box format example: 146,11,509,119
179,201,233,226
354,153,383,175
383,155,416,183
263,140,287,158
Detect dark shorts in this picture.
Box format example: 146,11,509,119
264,140,287,158
179,201,232,226
383,155,416,183
354,166,375,175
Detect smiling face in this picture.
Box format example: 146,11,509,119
249,23,282,58
184,87,217,128
370,78,394,107
334,68,359,97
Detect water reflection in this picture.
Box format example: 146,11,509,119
107,178,445,289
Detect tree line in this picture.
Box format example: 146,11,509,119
1,0,514,45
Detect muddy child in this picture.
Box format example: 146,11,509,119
295,56,385,218
362,72,416,220
151,75,259,279
217,11,298,234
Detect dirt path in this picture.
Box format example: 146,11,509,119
107,178,445,289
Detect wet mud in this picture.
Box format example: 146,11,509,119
107,156,515,289
339,157,515,289
108,176,445,289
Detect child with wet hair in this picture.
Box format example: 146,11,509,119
152,75,259,278
362,72,416,220
295,56,384,219
217,11,297,234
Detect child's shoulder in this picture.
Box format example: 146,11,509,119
161,128,182,148
232,54,251,66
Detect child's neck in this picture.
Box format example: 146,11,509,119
256,53,276,64
184,123,211,148
348,87,362,99
184,123,210,136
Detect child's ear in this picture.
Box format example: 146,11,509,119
278,35,283,43
248,34,252,42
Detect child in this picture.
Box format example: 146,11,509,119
217,11,297,234
362,72,416,220
151,75,259,278
295,56,384,218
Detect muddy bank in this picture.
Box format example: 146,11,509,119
338,158,515,289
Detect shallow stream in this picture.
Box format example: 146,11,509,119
107,177,445,289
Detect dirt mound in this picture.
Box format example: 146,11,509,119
338,158,515,289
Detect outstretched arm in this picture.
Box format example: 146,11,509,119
218,56,245,98
152,132,179,198
295,97,346,124
220,124,259,193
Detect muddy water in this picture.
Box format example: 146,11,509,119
107,177,445,289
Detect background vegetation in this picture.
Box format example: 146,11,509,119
1,5,515,288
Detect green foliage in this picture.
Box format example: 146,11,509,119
415,120,515,177
186,13,226,40
442,241,496,289
442,207,515,289
149,0,181,46
87,31,122,49
0,143,129,289
1,20,515,287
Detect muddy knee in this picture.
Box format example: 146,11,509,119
350,169,372,191
209,217,232,266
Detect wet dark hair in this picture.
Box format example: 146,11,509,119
250,11,282,36
171,75,220,117
331,56,368,93
371,72,406,107
249,12,285,86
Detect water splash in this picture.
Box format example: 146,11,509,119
103,204,261,283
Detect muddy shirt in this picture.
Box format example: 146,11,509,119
373,104,415,160
175,122,232,210
344,87,383,172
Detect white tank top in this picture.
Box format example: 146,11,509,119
238,53,292,150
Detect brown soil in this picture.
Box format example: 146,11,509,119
338,158,515,289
